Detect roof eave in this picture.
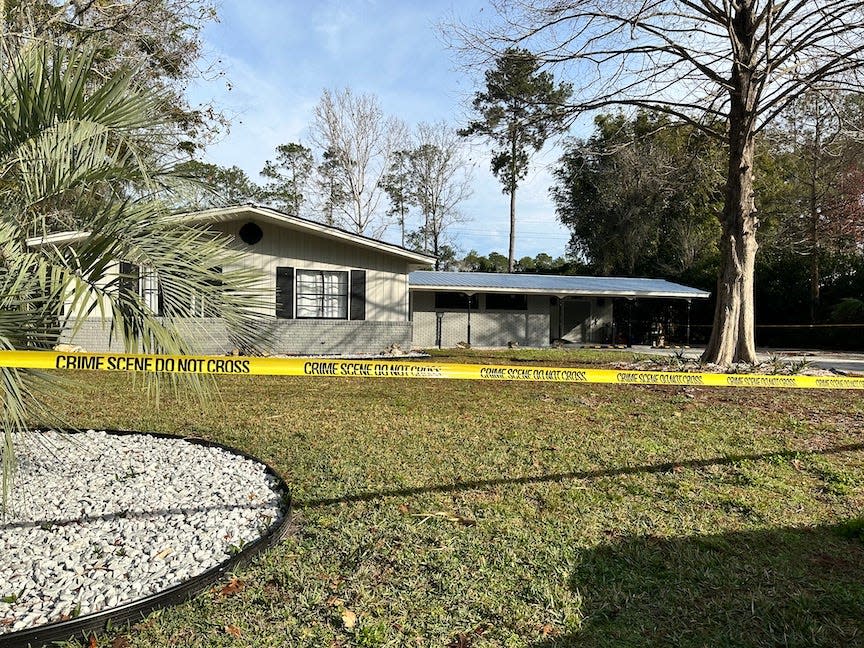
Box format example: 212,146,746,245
409,285,710,299
179,205,436,265
26,231,92,248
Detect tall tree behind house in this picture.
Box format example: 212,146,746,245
460,47,572,273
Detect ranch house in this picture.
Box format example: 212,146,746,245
52,205,435,355
44,204,711,355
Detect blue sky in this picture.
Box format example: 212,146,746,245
188,0,577,259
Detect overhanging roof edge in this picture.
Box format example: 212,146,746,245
409,284,710,299
179,205,436,265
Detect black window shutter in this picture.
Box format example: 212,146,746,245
276,267,294,319
119,262,140,296
350,270,366,321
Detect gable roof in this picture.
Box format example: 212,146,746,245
409,271,711,299
26,204,437,267
180,205,436,266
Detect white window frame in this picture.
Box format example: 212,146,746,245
295,269,349,319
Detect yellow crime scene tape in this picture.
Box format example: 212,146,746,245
0,350,862,390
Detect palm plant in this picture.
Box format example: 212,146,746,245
0,42,270,510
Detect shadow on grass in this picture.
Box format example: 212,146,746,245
536,520,864,648
295,442,864,509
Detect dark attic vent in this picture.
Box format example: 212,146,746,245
238,221,263,245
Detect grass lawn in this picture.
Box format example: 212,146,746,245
36,349,864,647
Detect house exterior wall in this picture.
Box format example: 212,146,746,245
411,292,617,348
213,220,409,322
58,217,423,356
411,292,550,348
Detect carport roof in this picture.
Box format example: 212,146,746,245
409,271,711,299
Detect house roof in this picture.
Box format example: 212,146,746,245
26,205,437,267
179,205,436,266
25,230,91,247
409,271,711,299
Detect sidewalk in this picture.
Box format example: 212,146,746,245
631,345,864,371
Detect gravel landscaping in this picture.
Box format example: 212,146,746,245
0,430,286,635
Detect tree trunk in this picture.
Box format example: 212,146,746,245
702,127,759,364
508,186,516,272
702,3,759,366
808,123,820,323
508,134,517,273
810,250,820,323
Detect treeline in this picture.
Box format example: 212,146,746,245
175,90,472,269
460,97,864,338
441,250,583,275
547,100,864,333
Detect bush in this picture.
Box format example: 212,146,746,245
830,298,864,324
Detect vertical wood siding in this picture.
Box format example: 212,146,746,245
213,220,411,322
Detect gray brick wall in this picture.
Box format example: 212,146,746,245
61,318,413,356
411,292,551,348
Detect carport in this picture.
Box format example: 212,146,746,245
408,271,711,348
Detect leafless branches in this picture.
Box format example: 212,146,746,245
309,88,408,236
447,0,864,138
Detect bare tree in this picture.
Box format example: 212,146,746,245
451,1,864,364
407,122,473,268
309,88,407,236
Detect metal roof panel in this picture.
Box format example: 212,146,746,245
409,271,711,299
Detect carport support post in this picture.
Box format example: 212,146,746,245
465,292,472,346
627,299,633,347
686,300,691,346
436,311,443,349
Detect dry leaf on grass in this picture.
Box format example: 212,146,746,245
341,609,357,629
224,624,242,638
215,577,245,598
540,623,557,637
111,636,131,648
131,618,156,633
447,632,471,648
87,636,98,648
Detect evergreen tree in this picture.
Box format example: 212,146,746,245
460,48,572,272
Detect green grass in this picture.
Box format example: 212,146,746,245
27,349,864,647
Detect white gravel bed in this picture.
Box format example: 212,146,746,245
0,430,285,635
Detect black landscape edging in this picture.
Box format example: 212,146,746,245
0,429,293,648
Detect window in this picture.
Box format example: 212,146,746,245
296,270,348,319
485,293,528,311
189,267,221,317
434,292,478,310
119,262,163,315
